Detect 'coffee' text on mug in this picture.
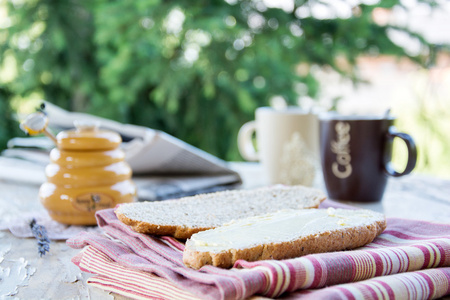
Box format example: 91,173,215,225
331,121,352,179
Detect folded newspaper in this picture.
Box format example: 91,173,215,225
1,102,242,201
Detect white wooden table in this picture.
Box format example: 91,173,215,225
1,163,449,299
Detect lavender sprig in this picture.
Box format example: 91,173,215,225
30,219,50,257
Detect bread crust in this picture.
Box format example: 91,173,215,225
183,218,386,269
116,212,213,239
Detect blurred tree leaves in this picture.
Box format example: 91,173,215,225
0,0,442,160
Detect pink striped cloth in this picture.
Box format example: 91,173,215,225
67,202,450,300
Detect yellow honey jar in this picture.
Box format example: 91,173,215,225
21,112,136,225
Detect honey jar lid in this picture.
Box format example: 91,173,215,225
56,121,122,151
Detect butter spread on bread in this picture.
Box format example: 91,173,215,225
183,208,386,269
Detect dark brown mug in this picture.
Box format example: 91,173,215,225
319,114,417,202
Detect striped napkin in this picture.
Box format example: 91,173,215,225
67,202,450,300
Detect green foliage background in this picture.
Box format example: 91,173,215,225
0,0,441,160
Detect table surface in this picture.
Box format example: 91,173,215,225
1,163,449,299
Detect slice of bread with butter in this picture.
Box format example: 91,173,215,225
183,208,386,269
115,185,326,239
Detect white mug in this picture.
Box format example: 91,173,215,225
238,107,319,186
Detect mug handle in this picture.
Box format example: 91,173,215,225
237,121,259,161
384,126,417,177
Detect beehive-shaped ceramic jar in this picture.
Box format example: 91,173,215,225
39,123,136,225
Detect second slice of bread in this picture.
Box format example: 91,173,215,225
183,208,386,269
115,185,326,239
